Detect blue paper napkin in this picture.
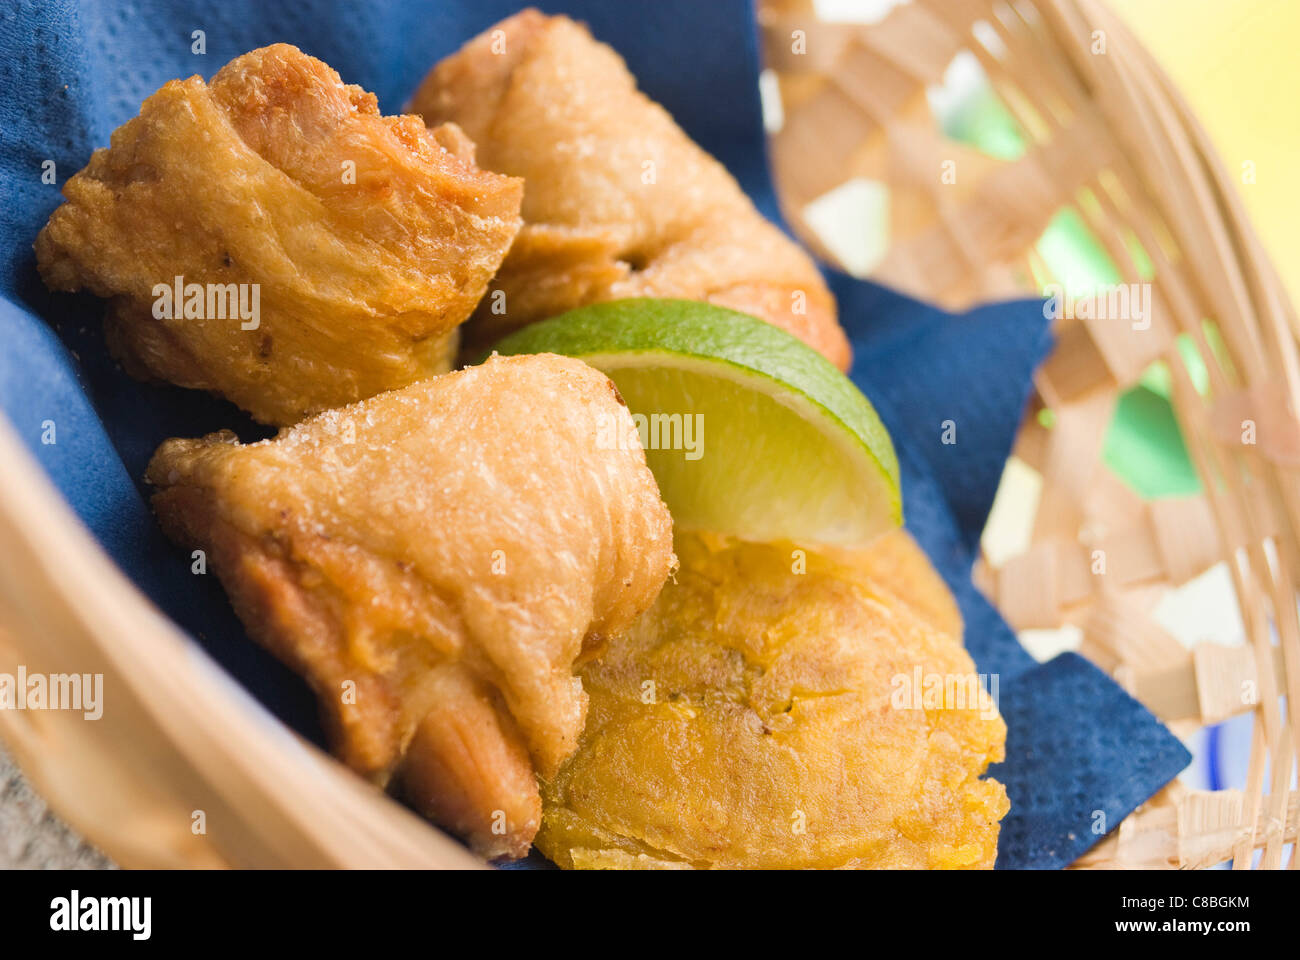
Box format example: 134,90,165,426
0,0,1189,868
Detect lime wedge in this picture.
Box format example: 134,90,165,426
490,299,901,546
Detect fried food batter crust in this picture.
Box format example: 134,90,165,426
37,44,523,425
410,10,851,370
537,529,1008,869
147,354,674,858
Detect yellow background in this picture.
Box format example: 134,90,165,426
1116,0,1300,304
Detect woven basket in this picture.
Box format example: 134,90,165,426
759,0,1298,868
0,0,1293,870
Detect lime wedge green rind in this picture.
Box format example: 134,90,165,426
488,299,901,547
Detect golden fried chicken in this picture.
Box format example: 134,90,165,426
410,10,851,370
147,354,675,858
37,44,523,425
834,528,964,640
536,529,1008,869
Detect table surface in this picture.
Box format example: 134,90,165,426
1,744,113,869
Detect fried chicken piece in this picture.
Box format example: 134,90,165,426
37,44,523,425
536,529,1008,869
146,354,675,858
834,528,965,640
410,10,851,370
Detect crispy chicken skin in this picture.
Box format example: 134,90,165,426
146,354,675,858
536,529,1008,869
36,44,523,425
410,10,851,370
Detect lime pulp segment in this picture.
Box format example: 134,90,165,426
489,299,901,547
